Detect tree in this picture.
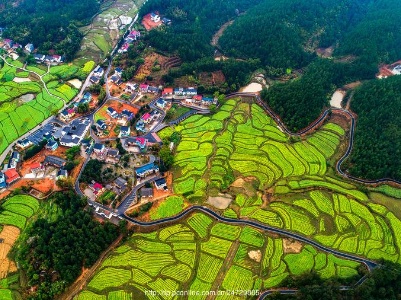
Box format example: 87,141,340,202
159,146,174,172
77,102,89,113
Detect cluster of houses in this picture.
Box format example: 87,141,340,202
59,118,91,148
59,92,93,122
90,66,105,84
149,12,172,25
95,106,135,137
118,30,141,54
33,53,64,64
161,87,216,105
92,143,122,163
30,155,68,180
110,67,124,85
136,110,161,132
139,83,161,94
0,151,21,188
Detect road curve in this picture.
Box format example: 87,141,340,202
120,205,377,271
229,92,401,186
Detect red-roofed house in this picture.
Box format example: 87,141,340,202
52,55,62,63
4,169,20,184
140,84,149,93
135,137,147,150
30,162,43,173
89,182,104,196
142,113,151,123
193,95,202,102
162,87,173,96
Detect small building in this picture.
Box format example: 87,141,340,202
57,169,68,180
148,86,159,94
154,177,167,190
30,162,43,173
140,84,149,93
33,54,45,62
96,119,107,130
141,113,152,124
11,151,20,162
136,120,145,132
118,43,130,54
90,76,100,84
93,143,106,154
114,177,127,192
121,109,134,121
193,95,202,102
82,92,92,103
135,137,147,150
4,168,20,185
202,97,216,105
162,18,172,25
44,155,66,168
60,108,75,122
93,66,104,77
24,43,34,53
156,98,166,109
119,126,131,137
135,163,159,178
16,138,32,150
0,171,7,188
140,187,153,198
3,39,13,49
128,30,141,40
107,148,120,158
89,182,104,197
185,87,197,96
150,12,160,22
115,67,123,76
125,83,138,92
107,107,119,119
46,139,59,151
162,87,173,97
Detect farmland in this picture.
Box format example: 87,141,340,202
77,214,362,298
0,195,40,298
0,58,89,156
156,97,401,265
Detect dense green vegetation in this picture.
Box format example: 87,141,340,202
16,192,119,299
158,99,401,265
77,214,362,298
346,76,401,181
141,0,262,62
266,261,401,300
0,0,101,60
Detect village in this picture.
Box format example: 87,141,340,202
0,19,217,219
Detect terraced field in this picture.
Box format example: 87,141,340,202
157,97,401,264
0,195,40,298
0,58,90,155
77,214,362,298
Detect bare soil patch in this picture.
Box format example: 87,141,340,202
283,238,303,254
248,250,262,262
207,194,233,209
211,20,234,47
0,226,20,279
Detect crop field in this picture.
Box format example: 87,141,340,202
162,98,345,201
0,195,39,229
0,59,87,156
77,214,362,298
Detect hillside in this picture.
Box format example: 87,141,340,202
345,76,401,181
0,0,101,60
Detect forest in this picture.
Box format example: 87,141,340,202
16,192,120,299
261,59,373,131
140,0,263,62
266,261,401,300
0,0,101,60
220,0,401,72
345,76,401,181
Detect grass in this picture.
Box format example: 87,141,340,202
0,195,39,229
77,214,364,297
149,196,185,220
88,267,131,291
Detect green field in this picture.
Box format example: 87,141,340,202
77,215,362,298
156,97,401,264
0,195,39,229
0,58,89,156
